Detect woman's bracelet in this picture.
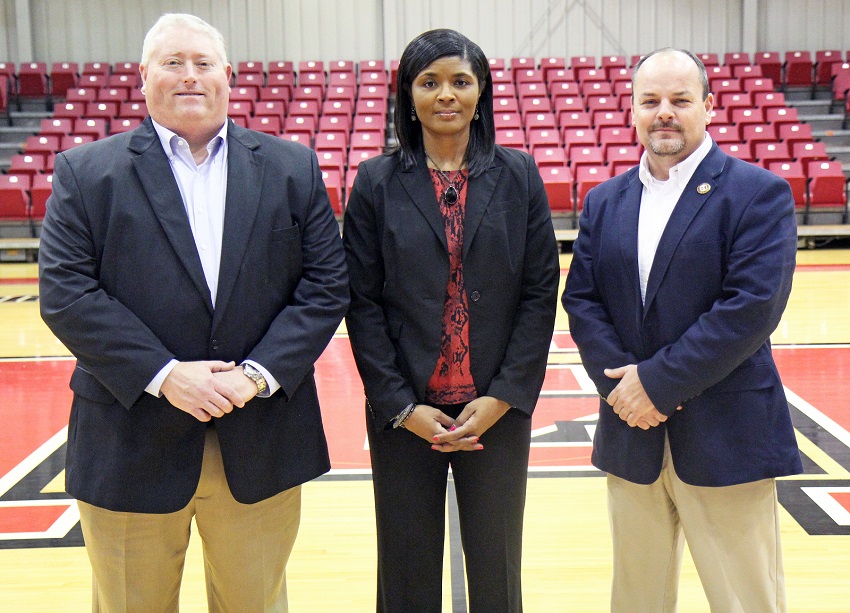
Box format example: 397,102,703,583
392,403,417,429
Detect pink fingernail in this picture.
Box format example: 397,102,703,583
450,425,456,432
432,435,439,442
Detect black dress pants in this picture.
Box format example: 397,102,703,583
367,402,532,613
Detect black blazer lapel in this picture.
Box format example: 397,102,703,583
129,118,213,314
213,123,264,321
462,162,502,259
398,151,448,252
643,144,725,314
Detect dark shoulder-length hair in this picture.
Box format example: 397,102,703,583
393,28,495,177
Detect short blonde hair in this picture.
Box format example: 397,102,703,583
141,13,228,66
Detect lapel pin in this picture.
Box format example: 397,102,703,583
697,183,711,194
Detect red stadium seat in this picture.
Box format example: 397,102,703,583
85,101,118,120
815,50,843,86
741,123,777,148
349,131,384,151
317,115,351,140
0,174,31,221
61,135,95,150
559,111,592,129
494,97,520,114
765,106,800,126
598,126,634,148
328,71,357,88
283,115,316,135
53,101,86,119
753,91,786,109
113,61,140,75
348,148,381,170
50,62,79,97
518,82,548,101
807,161,847,209
97,87,130,103
227,101,252,123
527,128,561,152
533,147,567,168
733,65,763,79
754,52,782,84
563,127,597,149
247,116,281,135
29,173,53,220
289,99,320,123
723,52,750,67
592,110,627,129
110,118,141,134
493,82,517,99
519,95,554,120
581,81,613,97
322,169,343,215
9,154,45,176
255,100,287,123
25,134,60,156
607,145,642,175
784,51,813,88
540,165,574,212
268,61,294,74
793,141,829,172
707,65,732,80
777,122,812,145
708,125,741,144
697,53,720,67
326,85,356,105
66,87,97,103
718,143,753,162
40,117,73,136
495,128,526,149
352,114,385,135
18,62,48,97
768,161,806,208
237,61,264,75
74,118,108,140
82,62,109,77
754,141,791,165
569,145,605,170
524,111,557,131
314,131,348,153
359,60,385,73
575,165,612,211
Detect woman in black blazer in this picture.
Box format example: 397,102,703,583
344,29,560,613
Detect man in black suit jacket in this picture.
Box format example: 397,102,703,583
38,13,348,611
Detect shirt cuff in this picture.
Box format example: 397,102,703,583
145,359,179,397
243,360,280,398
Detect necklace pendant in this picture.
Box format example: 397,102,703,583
444,184,459,205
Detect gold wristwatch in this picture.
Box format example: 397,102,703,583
242,363,268,395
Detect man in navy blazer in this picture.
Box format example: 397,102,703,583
563,48,801,612
38,13,348,611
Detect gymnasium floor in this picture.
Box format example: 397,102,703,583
1,248,849,612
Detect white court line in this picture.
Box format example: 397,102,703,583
784,386,850,450
0,426,68,498
800,487,850,526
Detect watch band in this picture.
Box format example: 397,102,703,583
242,363,268,396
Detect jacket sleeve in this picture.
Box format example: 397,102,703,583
483,155,560,415
343,162,419,429
38,152,177,409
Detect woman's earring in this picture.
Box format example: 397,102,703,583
474,105,480,120
411,107,417,122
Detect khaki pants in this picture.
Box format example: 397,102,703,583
607,437,787,613
77,428,301,613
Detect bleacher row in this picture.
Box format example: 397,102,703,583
1,51,850,227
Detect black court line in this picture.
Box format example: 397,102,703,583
447,476,467,613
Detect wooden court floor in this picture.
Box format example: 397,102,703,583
1,248,850,612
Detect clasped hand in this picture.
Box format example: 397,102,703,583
604,364,670,430
403,396,511,452
160,361,260,422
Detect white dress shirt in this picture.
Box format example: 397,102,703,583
637,134,713,303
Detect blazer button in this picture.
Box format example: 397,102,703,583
211,340,220,351
470,291,481,302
